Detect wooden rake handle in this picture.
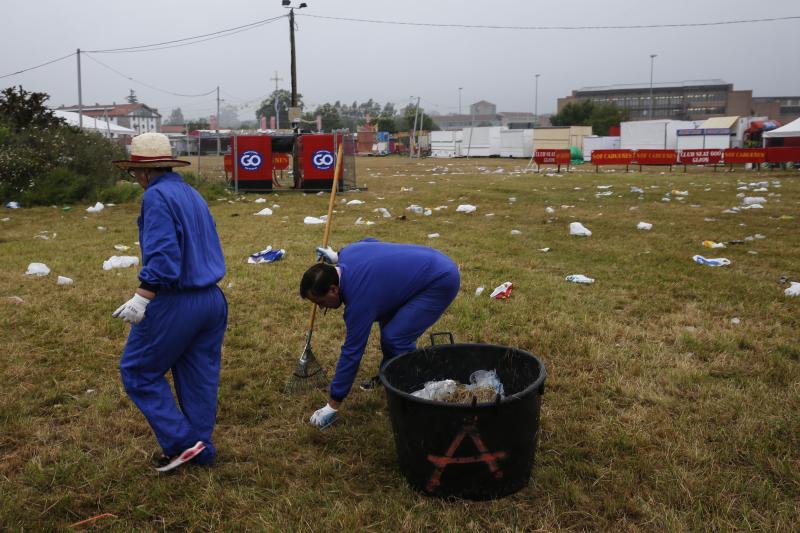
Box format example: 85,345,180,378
306,140,345,332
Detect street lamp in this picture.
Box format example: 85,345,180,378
534,73,540,127
458,87,463,115
649,54,657,118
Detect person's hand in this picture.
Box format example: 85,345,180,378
112,293,151,324
315,246,338,264
309,403,338,429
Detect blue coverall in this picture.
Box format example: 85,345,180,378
119,172,227,463
330,239,460,402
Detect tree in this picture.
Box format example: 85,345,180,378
186,118,210,131
256,89,303,129
550,100,628,136
166,107,185,125
396,103,438,132
218,104,240,129
0,86,64,131
312,103,342,131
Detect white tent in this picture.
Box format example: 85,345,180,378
53,110,135,138
763,117,800,139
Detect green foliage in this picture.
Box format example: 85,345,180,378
551,100,628,135
179,170,228,201
395,103,439,132
98,180,143,204
0,85,129,205
186,118,210,131
256,89,301,128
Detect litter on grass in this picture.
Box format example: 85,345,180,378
103,256,139,270
25,263,50,276
455,204,477,213
475,286,485,296
743,197,766,205
304,216,325,225
490,282,513,299
5,201,20,209
569,222,592,236
86,202,105,213
510,229,522,235
346,199,364,205
566,274,594,284
254,198,267,203
637,222,653,230
248,246,285,264
254,208,273,216
114,244,130,252
702,240,726,249
785,282,800,297
692,255,731,267
57,276,73,285
373,207,391,218
427,233,440,239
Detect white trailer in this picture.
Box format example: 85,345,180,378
500,129,534,157
462,126,504,157
582,136,620,161
430,130,463,158
621,120,699,150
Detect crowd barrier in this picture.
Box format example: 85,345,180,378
588,147,800,171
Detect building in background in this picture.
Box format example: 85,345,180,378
558,80,800,123
432,101,545,131
57,102,162,135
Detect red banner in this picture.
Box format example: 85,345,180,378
724,148,766,164
679,149,723,165
591,150,634,165
534,149,570,165
766,147,800,163
635,150,678,165
272,153,290,170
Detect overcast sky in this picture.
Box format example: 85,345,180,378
2,0,798,121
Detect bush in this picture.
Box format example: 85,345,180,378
180,171,228,201
99,180,143,204
21,167,96,205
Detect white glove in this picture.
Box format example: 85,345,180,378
112,293,151,324
309,403,338,429
315,246,339,265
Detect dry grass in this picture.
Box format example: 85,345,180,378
1,156,799,531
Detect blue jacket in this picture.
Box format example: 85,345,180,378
137,172,225,291
330,239,457,401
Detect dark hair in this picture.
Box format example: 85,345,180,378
300,263,339,299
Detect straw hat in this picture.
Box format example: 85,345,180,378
113,132,190,169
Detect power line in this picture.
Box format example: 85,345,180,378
299,13,800,30
0,52,75,80
86,14,286,54
84,53,217,98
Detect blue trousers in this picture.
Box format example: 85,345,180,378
379,269,460,365
120,286,227,462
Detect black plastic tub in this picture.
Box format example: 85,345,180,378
379,335,546,500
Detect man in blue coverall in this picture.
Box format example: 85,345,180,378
300,238,460,429
111,133,228,472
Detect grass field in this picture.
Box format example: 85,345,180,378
1,156,798,531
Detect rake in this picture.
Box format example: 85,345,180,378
285,141,344,394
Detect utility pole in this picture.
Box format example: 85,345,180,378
649,54,657,119
76,49,83,128
458,87,462,115
216,85,221,156
289,10,297,109
410,96,420,159
270,70,283,93
534,73,540,127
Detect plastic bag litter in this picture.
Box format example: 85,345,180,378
248,246,285,264
455,204,477,213
566,274,595,284
785,282,800,297
569,222,592,236
702,240,726,249
254,208,273,216
490,281,513,299
355,217,375,225
103,256,139,270
470,369,505,397
692,255,730,267
86,202,105,213
346,199,364,205
114,244,130,252
254,198,267,203
427,233,440,239
57,276,73,285
475,286,485,296
510,229,522,235
637,222,653,230
545,206,555,214
630,186,644,193
411,379,457,401
5,201,20,209
373,207,391,218
407,205,424,214
25,263,50,276
743,197,766,205
304,216,325,225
